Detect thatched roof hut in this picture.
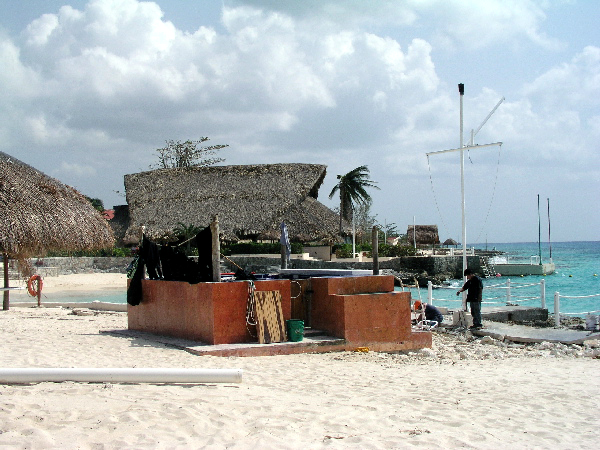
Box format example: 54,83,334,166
123,163,347,244
0,151,114,261
406,225,440,246
443,238,458,247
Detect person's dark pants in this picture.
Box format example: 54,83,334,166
469,301,482,327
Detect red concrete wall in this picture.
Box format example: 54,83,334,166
310,275,427,347
128,279,291,345
312,275,394,296
311,275,396,335
338,292,412,343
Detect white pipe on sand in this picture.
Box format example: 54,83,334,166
0,368,243,384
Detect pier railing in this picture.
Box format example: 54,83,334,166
553,292,600,327
421,279,600,325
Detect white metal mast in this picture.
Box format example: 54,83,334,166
459,84,466,287
426,84,503,308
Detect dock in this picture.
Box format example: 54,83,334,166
492,262,555,276
473,322,600,345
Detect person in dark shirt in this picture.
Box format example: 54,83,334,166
456,268,484,329
413,301,444,326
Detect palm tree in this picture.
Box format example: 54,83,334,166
328,165,379,235
173,222,202,255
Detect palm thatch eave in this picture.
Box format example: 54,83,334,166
123,163,342,244
407,225,440,246
0,151,114,260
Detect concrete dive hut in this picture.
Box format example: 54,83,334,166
123,163,431,356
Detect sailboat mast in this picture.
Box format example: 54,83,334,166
547,198,552,262
459,83,467,287
537,194,542,264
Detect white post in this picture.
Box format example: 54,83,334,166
506,279,511,304
540,279,546,309
428,280,433,305
352,209,356,259
459,85,466,271
459,84,468,311
554,292,560,327
384,219,387,245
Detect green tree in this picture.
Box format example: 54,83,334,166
354,200,378,244
153,138,228,169
85,197,104,212
174,222,202,255
328,165,379,234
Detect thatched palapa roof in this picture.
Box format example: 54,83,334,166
443,238,458,246
407,225,440,246
124,163,347,244
0,151,114,260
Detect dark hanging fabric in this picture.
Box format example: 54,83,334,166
141,235,162,280
159,244,202,284
196,226,213,282
126,234,162,306
126,253,145,306
234,268,256,281
159,245,179,281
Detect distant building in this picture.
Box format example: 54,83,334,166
406,225,440,246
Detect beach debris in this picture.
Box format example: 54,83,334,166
71,309,95,316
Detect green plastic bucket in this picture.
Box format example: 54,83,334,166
286,319,304,342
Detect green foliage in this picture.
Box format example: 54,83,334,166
333,243,369,258
378,244,417,257
379,222,399,239
174,223,202,240
85,196,104,212
328,165,379,234
46,247,133,257
222,242,303,256
152,138,228,169
333,243,417,258
173,223,203,256
353,200,379,244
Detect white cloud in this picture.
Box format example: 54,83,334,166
25,13,59,46
58,161,97,177
234,0,563,51
0,0,597,240
522,46,600,110
422,0,563,51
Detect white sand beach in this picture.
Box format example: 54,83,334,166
8,273,127,302
0,274,598,449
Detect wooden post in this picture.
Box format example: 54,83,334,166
372,226,379,275
2,253,9,311
210,215,221,282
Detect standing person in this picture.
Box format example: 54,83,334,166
456,268,484,329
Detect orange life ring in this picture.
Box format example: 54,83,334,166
27,275,43,297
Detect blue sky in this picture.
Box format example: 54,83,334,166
0,0,598,243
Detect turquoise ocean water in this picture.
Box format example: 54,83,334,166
403,241,600,317
55,241,599,317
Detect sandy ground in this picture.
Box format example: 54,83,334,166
0,274,598,449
